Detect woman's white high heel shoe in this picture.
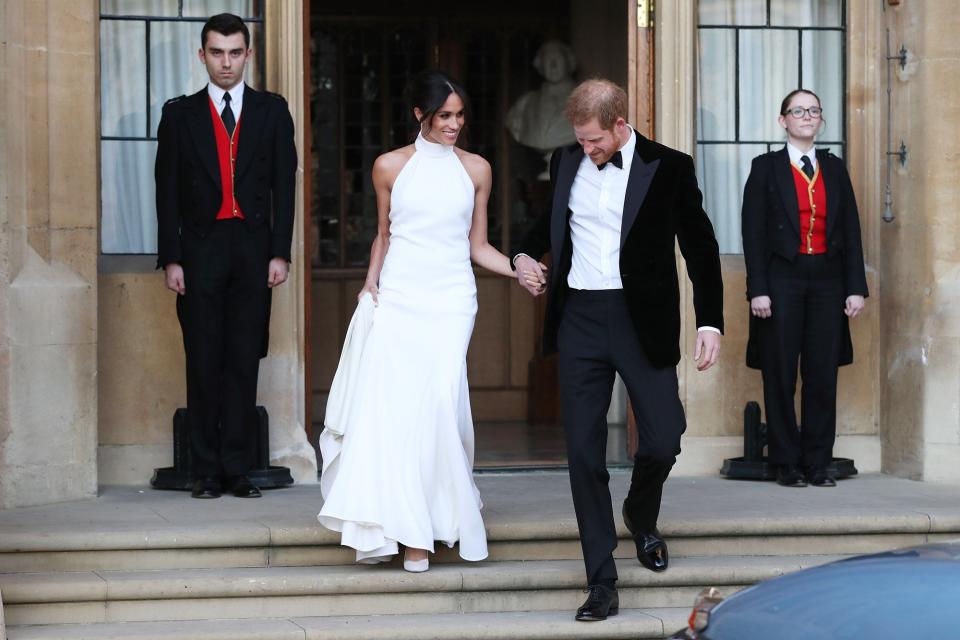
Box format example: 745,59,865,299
403,557,429,572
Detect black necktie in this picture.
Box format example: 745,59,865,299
221,92,236,137
597,150,623,171
800,155,814,179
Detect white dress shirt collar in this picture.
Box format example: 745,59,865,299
207,82,245,119
786,141,817,171
616,125,637,171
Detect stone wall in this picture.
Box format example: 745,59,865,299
0,1,99,508
881,2,960,482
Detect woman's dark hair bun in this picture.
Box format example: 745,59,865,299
406,70,469,129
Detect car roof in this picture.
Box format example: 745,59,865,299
703,541,960,639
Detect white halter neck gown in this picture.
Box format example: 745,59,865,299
317,133,488,563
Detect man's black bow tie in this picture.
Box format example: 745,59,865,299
597,150,623,171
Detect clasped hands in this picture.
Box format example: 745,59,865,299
513,254,549,297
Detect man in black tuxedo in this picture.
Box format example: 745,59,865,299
513,79,723,621
155,13,297,499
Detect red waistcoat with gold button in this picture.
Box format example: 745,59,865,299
208,96,245,220
791,163,826,255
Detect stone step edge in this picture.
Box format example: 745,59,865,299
5,608,692,640
0,554,841,604
1,514,950,554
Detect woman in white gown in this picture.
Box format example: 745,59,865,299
317,71,537,572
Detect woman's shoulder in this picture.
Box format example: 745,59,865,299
453,148,491,181
816,147,845,166
374,145,415,170
748,148,784,170
373,145,415,183
453,148,490,170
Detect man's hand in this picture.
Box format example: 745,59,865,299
514,254,548,297
845,295,865,318
694,330,721,372
268,258,289,288
750,295,772,319
165,262,186,295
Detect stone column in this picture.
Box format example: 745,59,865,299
0,1,99,508
656,0,698,405
881,3,960,483
257,1,318,482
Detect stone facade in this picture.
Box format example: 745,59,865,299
881,1,960,482
0,0,99,509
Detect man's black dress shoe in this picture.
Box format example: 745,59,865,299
575,584,619,621
191,476,221,499
808,466,837,487
623,506,669,572
776,464,808,487
227,475,262,498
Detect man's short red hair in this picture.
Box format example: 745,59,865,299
564,79,628,130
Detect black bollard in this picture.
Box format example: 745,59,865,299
743,401,765,462
721,401,859,480
151,406,294,490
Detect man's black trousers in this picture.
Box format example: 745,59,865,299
558,289,687,585
176,219,271,478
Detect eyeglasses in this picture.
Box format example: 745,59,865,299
785,106,822,119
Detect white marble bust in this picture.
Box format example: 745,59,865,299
506,41,578,156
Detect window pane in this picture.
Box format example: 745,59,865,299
101,140,158,254
149,22,208,136
802,30,843,136
183,0,259,18
312,29,341,268
738,30,798,141
101,20,147,137
697,143,766,254
697,28,736,140
100,0,178,16
698,0,765,25
771,0,842,27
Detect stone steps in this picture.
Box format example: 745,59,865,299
0,515,949,573
6,609,691,640
3,475,960,638
0,555,835,626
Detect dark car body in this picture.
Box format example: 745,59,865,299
670,541,960,639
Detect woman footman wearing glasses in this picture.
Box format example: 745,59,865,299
741,89,868,488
